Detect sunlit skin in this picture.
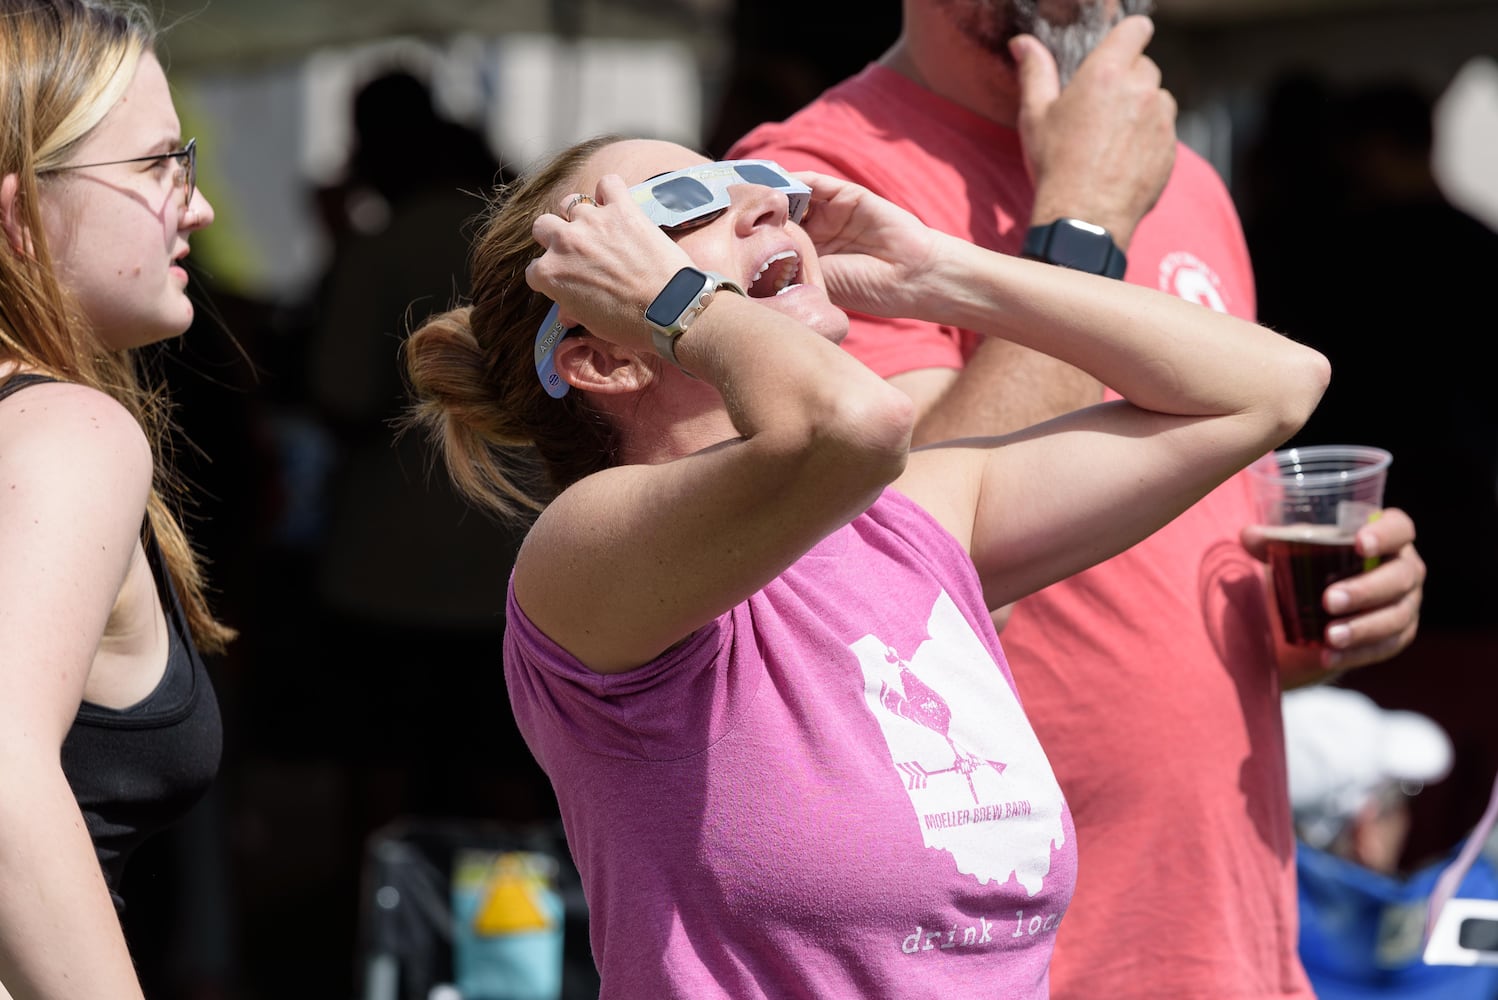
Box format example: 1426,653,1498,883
515,129,1330,680
539,140,864,459
562,140,849,342
39,52,214,351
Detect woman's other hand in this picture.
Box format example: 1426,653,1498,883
794,171,945,320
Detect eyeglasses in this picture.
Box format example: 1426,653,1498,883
630,159,810,231
533,158,811,398
43,137,197,210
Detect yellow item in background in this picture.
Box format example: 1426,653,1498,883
473,855,554,935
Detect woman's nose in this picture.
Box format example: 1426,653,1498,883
731,184,790,235
186,187,215,229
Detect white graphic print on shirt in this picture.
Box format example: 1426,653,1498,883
852,590,1066,896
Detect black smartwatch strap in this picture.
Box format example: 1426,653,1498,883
1022,218,1128,280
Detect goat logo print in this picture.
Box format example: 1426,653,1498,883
852,590,1066,895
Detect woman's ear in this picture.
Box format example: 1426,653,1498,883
1,174,34,256
553,335,657,395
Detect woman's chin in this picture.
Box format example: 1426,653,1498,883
760,284,848,341
822,315,852,344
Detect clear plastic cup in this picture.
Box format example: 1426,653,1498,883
1247,445,1392,647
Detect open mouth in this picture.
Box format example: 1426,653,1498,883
748,250,801,298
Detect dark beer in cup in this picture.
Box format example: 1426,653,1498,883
1249,445,1392,647
1264,524,1380,646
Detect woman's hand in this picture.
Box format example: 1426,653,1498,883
527,174,692,355
795,171,945,320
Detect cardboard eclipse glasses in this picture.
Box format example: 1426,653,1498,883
534,160,812,398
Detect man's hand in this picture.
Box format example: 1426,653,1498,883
1243,507,1425,686
1012,15,1177,249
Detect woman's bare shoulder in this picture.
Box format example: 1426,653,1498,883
0,379,153,510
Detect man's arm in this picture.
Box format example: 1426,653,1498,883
903,17,1177,445
892,345,1101,445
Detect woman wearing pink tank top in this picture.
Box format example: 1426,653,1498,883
401,135,1329,996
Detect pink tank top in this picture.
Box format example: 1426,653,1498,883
505,488,1076,998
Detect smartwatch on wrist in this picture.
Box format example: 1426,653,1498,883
1022,218,1128,279
644,266,746,370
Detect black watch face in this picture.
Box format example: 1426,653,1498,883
646,268,708,328
1047,221,1114,274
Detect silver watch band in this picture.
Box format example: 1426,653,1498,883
648,269,747,370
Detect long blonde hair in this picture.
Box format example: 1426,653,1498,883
0,0,233,652
403,134,625,524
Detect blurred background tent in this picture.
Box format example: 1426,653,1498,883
155,0,1498,303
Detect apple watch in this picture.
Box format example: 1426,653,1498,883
644,266,746,370
1022,218,1127,279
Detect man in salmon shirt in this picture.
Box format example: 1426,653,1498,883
729,1,1426,995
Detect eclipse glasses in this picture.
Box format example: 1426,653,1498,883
535,159,811,398
631,159,810,230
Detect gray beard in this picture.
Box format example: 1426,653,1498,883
948,0,1156,87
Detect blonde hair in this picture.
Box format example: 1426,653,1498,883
0,0,233,652
403,134,625,523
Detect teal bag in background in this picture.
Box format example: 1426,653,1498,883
451,850,565,1000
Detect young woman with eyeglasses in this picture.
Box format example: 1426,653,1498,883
402,135,1329,997
0,1,226,996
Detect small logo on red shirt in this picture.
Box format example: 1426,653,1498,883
1158,251,1228,314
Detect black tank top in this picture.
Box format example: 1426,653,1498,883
0,373,223,910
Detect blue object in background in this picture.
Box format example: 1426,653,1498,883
1298,838,1498,999
450,850,565,1000
357,820,595,1000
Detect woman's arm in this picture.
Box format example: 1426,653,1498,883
0,384,153,1000
514,175,914,674
908,244,1327,608
796,171,1329,609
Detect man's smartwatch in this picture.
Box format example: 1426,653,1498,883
644,266,746,370
1022,218,1127,280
